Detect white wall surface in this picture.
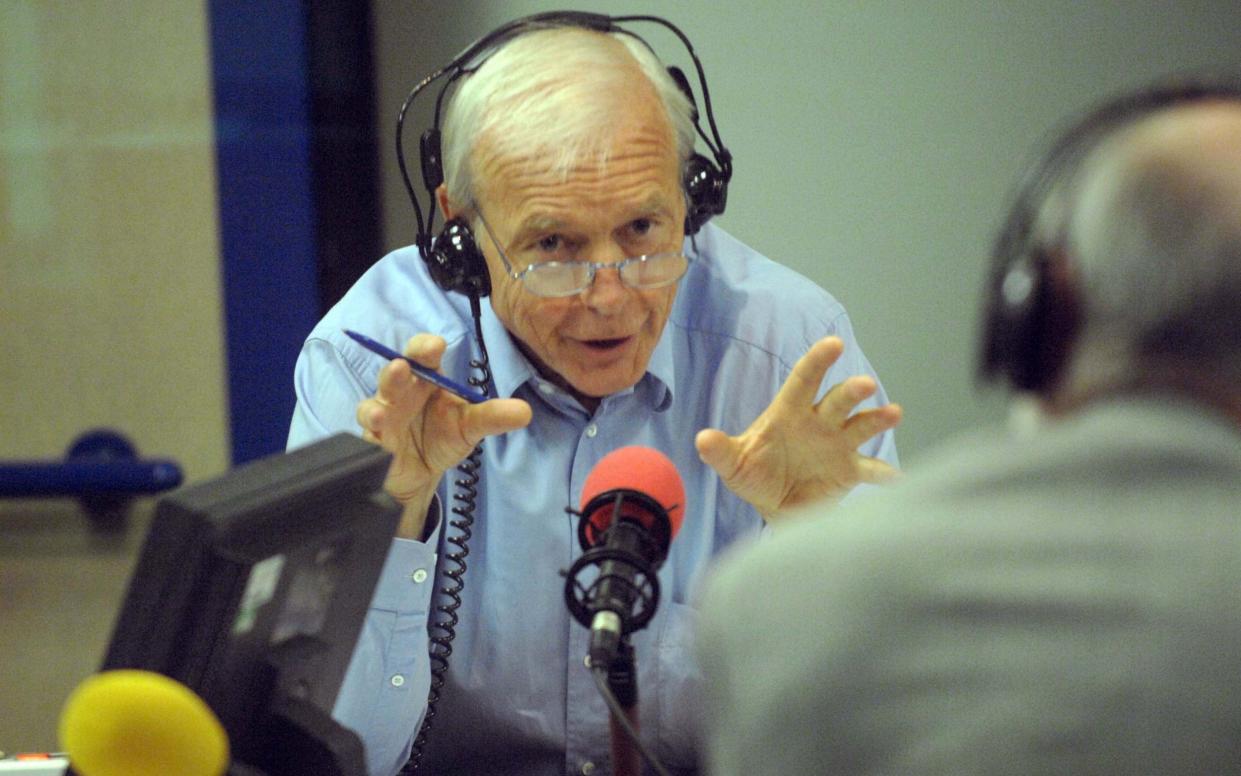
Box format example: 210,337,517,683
0,1,225,751
0,2,229,479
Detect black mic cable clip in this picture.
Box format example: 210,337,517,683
561,490,668,658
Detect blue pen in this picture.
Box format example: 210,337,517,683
344,329,489,404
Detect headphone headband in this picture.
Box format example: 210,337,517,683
396,12,733,297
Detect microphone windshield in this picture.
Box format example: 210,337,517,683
59,669,229,776
579,446,685,545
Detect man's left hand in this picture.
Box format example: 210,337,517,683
695,336,902,521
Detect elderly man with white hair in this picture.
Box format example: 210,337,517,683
288,13,900,776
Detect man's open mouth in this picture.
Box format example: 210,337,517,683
584,337,629,350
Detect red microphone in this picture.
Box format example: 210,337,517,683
564,447,686,667
579,446,685,547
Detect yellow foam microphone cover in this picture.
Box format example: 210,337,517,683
58,669,229,776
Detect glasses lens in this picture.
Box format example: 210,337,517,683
522,262,594,297
621,253,688,289
520,253,689,297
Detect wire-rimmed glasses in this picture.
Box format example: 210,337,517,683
475,211,688,298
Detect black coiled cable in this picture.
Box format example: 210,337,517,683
400,300,493,775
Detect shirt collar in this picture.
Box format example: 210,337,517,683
476,298,675,412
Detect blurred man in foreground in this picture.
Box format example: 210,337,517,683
697,78,1241,775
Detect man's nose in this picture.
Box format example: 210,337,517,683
581,261,629,311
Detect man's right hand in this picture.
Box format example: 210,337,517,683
355,333,532,539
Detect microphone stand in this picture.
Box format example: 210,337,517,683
606,639,641,776
562,485,677,776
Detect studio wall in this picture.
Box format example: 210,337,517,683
369,0,1241,461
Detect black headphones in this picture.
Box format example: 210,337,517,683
978,77,1241,394
395,11,733,299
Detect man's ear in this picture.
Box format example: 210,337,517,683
436,184,461,221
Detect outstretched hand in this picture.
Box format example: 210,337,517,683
695,336,902,521
356,333,532,538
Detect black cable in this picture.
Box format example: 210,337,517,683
394,74,432,242
611,14,732,177
399,299,493,775
590,666,674,776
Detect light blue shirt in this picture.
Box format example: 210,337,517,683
287,223,898,776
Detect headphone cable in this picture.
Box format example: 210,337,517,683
399,299,492,775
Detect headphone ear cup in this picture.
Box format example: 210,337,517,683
985,248,1079,394
979,201,1035,385
683,152,728,235
425,217,491,297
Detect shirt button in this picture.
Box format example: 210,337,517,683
580,762,596,775
584,423,598,438
390,674,405,687
538,382,555,395
411,568,428,584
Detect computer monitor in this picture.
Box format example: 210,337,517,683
98,433,400,776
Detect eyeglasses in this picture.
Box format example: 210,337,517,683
475,210,688,298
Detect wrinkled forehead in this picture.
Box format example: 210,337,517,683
478,76,666,161
470,88,678,206
471,136,685,235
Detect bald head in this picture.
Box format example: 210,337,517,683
1061,99,1241,392
1123,100,1241,172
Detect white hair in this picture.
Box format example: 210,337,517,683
439,26,697,208
1063,102,1241,384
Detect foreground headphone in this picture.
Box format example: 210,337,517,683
396,11,734,298
979,77,1241,394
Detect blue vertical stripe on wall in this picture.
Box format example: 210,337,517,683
208,1,319,464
